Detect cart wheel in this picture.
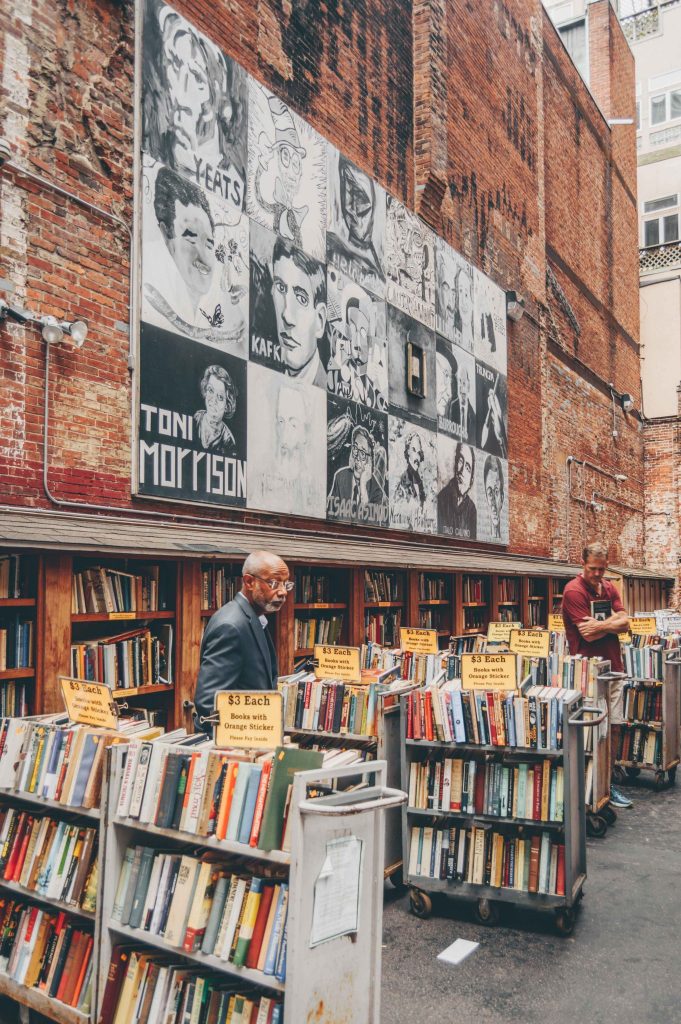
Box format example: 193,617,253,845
389,866,404,889
602,805,617,826
409,889,432,919
555,908,576,936
625,766,641,780
613,765,627,784
586,813,607,838
654,771,667,791
669,766,677,785
473,898,500,927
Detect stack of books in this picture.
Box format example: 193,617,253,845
0,555,23,599
408,757,564,823
418,574,447,600
0,808,98,911
70,624,174,688
0,899,94,1011
462,576,485,602
405,684,580,750
201,565,240,611
281,677,379,736
293,614,343,650
364,571,400,603
623,682,663,723
116,738,323,853
365,608,402,646
0,681,28,717
547,654,604,693
102,947,283,1024
615,726,662,767
71,564,164,614
622,643,666,681
112,848,288,978
296,572,332,603
0,620,33,670
408,824,566,895
400,652,443,686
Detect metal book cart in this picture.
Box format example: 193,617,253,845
584,662,622,838
399,689,604,936
284,663,413,887
99,747,404,1024
613,652,680,790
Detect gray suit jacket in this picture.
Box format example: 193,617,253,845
194,592,278,733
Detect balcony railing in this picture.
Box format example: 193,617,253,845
639,239,681,274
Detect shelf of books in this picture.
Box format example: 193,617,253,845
493,575,522,624
364,570,406,647
524,577,548,628
413,572,454,646
549,577,572,614
292,566,349,658
459,574,491,636
0,552,39,717
613,644,680,789
70,558,176,728
200,561,241,619
399,678,588,933
100,743,398,1023
0,713,164,1024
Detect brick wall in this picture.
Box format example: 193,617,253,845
0,0,646,569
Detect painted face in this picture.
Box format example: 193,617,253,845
167,200,215,305
276,143,302,199
455,445,474,496
347,307,369,366
458,369,470,405
350,432,371,480
407,437,424,473
340,161,375,244
458,274,473,321
272,256,323,373
165,29,211,164
485,464,503,529
204,374,227,427
440,279,456,323
276,386,306,462
436,354,452,416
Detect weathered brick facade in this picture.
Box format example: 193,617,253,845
0,0,644,568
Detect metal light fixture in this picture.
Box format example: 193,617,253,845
0,299,88,348
506,290,525,322
620,393,634,412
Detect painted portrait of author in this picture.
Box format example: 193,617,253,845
387,417,437,535
326,267,388,410
142,0,248,222
474,266,508,375
326,396,389,527
327,147,386,299
384,195,435,329
435,237,475,354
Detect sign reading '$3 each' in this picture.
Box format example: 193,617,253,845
460,653,517,691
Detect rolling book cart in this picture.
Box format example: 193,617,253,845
399,685,604,935
613,651,680,790
99,747,404,1024
281,662,411,886
584,662,622,838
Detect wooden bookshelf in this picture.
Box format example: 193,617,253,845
291,566,350,662
0,551,40,717
524,576,548,628
408,572,454,646
457,574,491,635
492,574,522,624
549,576,572,614
363,569,406,647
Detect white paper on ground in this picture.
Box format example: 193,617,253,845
437,938,479,965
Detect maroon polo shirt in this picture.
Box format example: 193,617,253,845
562,574,625,672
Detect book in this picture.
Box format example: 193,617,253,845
590,599,612,622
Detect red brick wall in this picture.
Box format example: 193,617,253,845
644,414,681,603
0,0,645,568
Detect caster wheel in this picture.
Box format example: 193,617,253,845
654,771,666,791
409,889,432,919
669,767,677,785
473,898,500,927
555,908,576,936
602,805,617,826
389,867,404,889
586,813,607,838
625,766,641,780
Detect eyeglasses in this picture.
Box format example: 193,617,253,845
247,574,295,592
352,444,371,462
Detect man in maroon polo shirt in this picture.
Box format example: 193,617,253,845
562,541,632,807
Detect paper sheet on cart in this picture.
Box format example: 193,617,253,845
309,835,363,947
437,938,479,965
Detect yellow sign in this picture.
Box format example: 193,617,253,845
215,691,283,750
400,627,438,654
509,629,551,658
631,617,657,636
60,677,118,730
314,645,362,682
619,631,632,645
548,613,565,633
461,653,517,691
109,612,136,620
487,621,521,643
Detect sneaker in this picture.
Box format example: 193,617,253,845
609,785,633,809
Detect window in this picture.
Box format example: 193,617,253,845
650,89,681,126
642,196,680,247
558,19,588,83
636,99,641,131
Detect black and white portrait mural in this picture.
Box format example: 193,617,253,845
326,396,389,527
477,451,509,544
247,82,326,261
475,362,508,460
136,0,510,544
327,147,386,299
474,266,507,374
139,323,247,506
142,158,249,356
142,0,248,220
437,435,478,541
388,418,437,534
326,267,388,409
384,196,435,329
246,362,327,517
